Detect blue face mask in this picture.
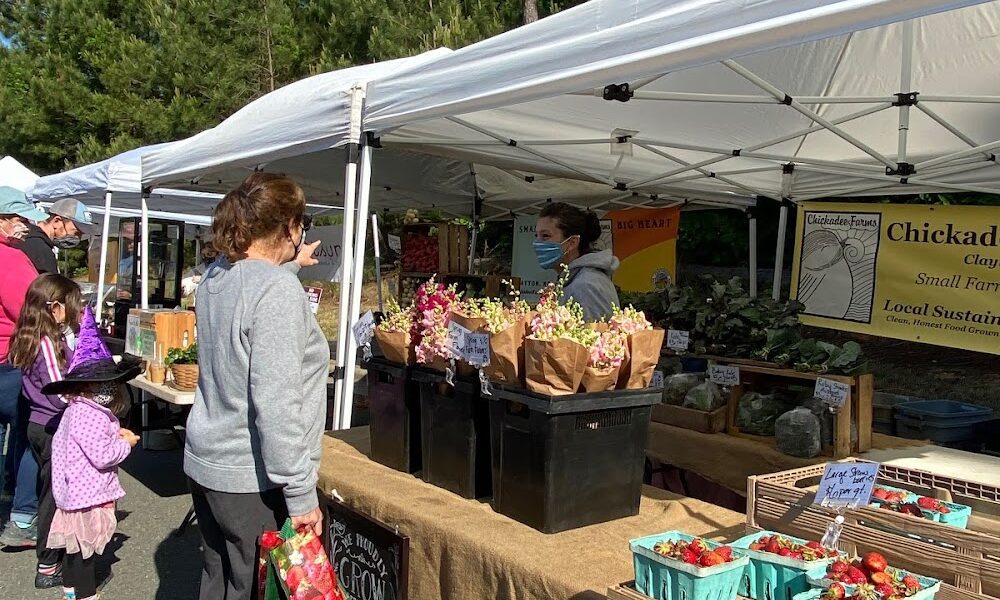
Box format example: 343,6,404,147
533,236,577,269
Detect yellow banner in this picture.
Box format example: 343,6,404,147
606,207,680,292
791,202,999,355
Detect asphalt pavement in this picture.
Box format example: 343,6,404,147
0,444,203,599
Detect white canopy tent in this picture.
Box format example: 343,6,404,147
141,0,1000,429
0,156,39,192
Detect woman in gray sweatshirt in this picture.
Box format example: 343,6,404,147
185,172,327,600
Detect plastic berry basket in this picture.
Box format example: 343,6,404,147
730,531,843,600
631,531,750,600
805,565,942,600
871,484,972,529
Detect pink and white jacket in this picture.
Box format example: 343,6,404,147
51,397,131,511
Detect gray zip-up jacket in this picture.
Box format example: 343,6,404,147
184,258,330,515
563,249,621,321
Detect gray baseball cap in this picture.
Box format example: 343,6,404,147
0,186,48,222
47,198,99,235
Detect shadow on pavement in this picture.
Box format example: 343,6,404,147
154,526,202,600
120,446,188,498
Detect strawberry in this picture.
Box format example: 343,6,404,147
847,566,870,585
688,539,707,554
716,546,733,561
870,572,893,586
749,542,764,551
874,584,896,599
825,584,847,600
872,488,890,500
765,539,781,554
700,551,727,567
863,552,888,574
938,505,951,514
916,497,939,510
778,548,792,557
830,560,851,574
681,549,699,565
806,540,825,551
902,576,921,592
789,551,805,561
899,504,923,517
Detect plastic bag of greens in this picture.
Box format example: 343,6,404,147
802,397,857,447
682,381,725,411
736,391,792,436
662,373,703,406
775,407,822,458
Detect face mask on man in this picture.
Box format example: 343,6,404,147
52,219,82,248
532,235,577,269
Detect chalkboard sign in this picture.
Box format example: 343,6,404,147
323,497,409,600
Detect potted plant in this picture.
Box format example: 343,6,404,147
165,343,199,391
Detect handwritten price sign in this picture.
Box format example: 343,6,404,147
814,462,880,508
447,321,468,355
464,333,491,367
815,378,851,406
352,311,376,347
666,330,690,351
709,365,740,386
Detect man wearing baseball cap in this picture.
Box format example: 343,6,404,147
18,198,98,275
0,186,48,244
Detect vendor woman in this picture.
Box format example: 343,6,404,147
534,202,620,320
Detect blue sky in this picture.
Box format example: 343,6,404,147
0,34,9,48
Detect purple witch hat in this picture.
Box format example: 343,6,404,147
41,306,144,395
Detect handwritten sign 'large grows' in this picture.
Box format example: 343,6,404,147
813,462,880,509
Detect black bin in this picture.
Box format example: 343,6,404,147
489,386,658,533
364,358,421,473
411,367,491,499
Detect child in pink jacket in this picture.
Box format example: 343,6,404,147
41,307,142,600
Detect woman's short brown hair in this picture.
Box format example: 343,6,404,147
212,173,306,260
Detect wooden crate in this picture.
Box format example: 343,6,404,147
651,404,727,434
747,459,1000,600
437,223,470,274
706,355,872,459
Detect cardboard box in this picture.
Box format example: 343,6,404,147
125,309,196,359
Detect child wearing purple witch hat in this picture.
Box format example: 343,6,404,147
40,306,143,600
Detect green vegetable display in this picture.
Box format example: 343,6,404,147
164,343,198,367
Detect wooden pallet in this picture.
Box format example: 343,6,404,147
747,459,1000,600
702,355,872,459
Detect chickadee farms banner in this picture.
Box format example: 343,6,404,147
791,202,999,355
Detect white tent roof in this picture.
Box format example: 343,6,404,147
0,156,39,192
142,0,998,215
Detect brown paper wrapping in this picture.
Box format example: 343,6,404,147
483,318,526,387
580,365,620,393
373,329,414,365
616,328,666,389
524,337,589,396
422,355,450,373
523,311,538,336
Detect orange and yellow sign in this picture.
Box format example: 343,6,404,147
606,207,680,292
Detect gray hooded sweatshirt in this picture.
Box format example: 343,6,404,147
563,249,620,321
184,258,330,516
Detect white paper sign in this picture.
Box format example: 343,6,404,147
709,364,740,386
464,332,491,367
304,286,323,315
815,378,851,406
352,311,376,347
666,330,690,351
447,321,469,355
814,462,880,508
651,370,665,389
297,225,344,282
388,234,401,253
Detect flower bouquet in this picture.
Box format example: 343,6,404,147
456,286,531,386
580,329,626,392
611,305,666,389
413,277,461,373
524,279,591,395
259,520,345,600
374,297,416,365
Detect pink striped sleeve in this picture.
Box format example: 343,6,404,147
39,336,67,404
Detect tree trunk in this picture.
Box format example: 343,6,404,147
524,0,539,24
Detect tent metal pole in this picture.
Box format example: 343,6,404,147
634,142,771,197
915,104,992,158
96,190,113,319
332,84,366,431
748,210,758,298
140,191,150,310
631,103,891,187
919,95,1000,103
723,59,896,169
897,19,914,164
626,91,895,104
772,202,789,301
446,116,611,185
468,163,480,274
916,140,1000,170
340,140,373,431
372,214,384,314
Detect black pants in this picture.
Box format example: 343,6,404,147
27,421,62,566
64,552,97,597
189,478,291,600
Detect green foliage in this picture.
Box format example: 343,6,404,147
164,342,198,366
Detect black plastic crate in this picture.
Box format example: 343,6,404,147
411,367,491,499
363,358,421,473
489,386,658,533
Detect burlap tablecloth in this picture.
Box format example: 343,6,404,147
318,428,746,600
645,422,926,494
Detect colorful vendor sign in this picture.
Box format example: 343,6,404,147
605,206,680,292
791,202,999,355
